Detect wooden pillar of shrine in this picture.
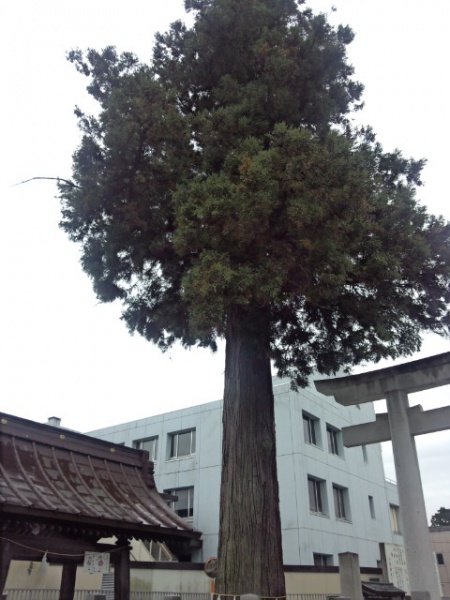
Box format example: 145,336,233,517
0,540,11,595
114,539,130,600
59,562,78,600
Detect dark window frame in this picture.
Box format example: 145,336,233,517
133,436,158,461
164,486,194,519
313,553,333,567
326,424,341,456
333,484,350,521
389,504,402,534
308,476,324,514
303,412,319,446
169,429,196,459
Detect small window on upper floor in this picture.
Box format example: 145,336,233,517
303,412,320,447
389,504,402,535
362,444,368,463
164,486,194,519
333,484,351,521
133,436,158,462
169,429,196,459
368,495,376,519
436,553,444,565
326,424,342,456
308,476,326,515
313,553,333,567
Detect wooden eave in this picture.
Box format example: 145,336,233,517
362,582,406,598
0,412,201,546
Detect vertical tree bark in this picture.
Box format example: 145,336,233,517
215,305,285,598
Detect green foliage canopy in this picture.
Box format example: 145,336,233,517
431,507,450,527
60,0,450,387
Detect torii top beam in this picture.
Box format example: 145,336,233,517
314,351,450,406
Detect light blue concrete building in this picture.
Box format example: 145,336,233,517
87,377,403,567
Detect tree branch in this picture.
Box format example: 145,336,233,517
13,176,80,189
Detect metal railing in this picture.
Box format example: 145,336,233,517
3,591,334,600
130,594,210,600
288,595,334,600
3,591,99,600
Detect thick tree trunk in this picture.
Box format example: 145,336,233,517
215,305,285,598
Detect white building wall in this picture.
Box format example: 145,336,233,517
87,377,401,567
273,377,398,567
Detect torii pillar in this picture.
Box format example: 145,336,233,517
315,352,450,600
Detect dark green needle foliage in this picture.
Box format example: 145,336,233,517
60,1,450,595
431,507,450,527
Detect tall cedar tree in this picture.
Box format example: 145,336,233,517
60,0,450,595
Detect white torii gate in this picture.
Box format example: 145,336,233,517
315,352,450,600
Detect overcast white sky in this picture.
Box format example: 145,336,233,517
1,1,449,520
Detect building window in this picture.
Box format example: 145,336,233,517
142,540,174,561
326,425,341,456
313,553,333,567
390,504,401,534
308,476,325,514
333,484,350,521
303,412,320,446
133,436,158,461
436,553,444,565
169,429,196,458
369,495,376,519
165,486,194,519
362,444,368,462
